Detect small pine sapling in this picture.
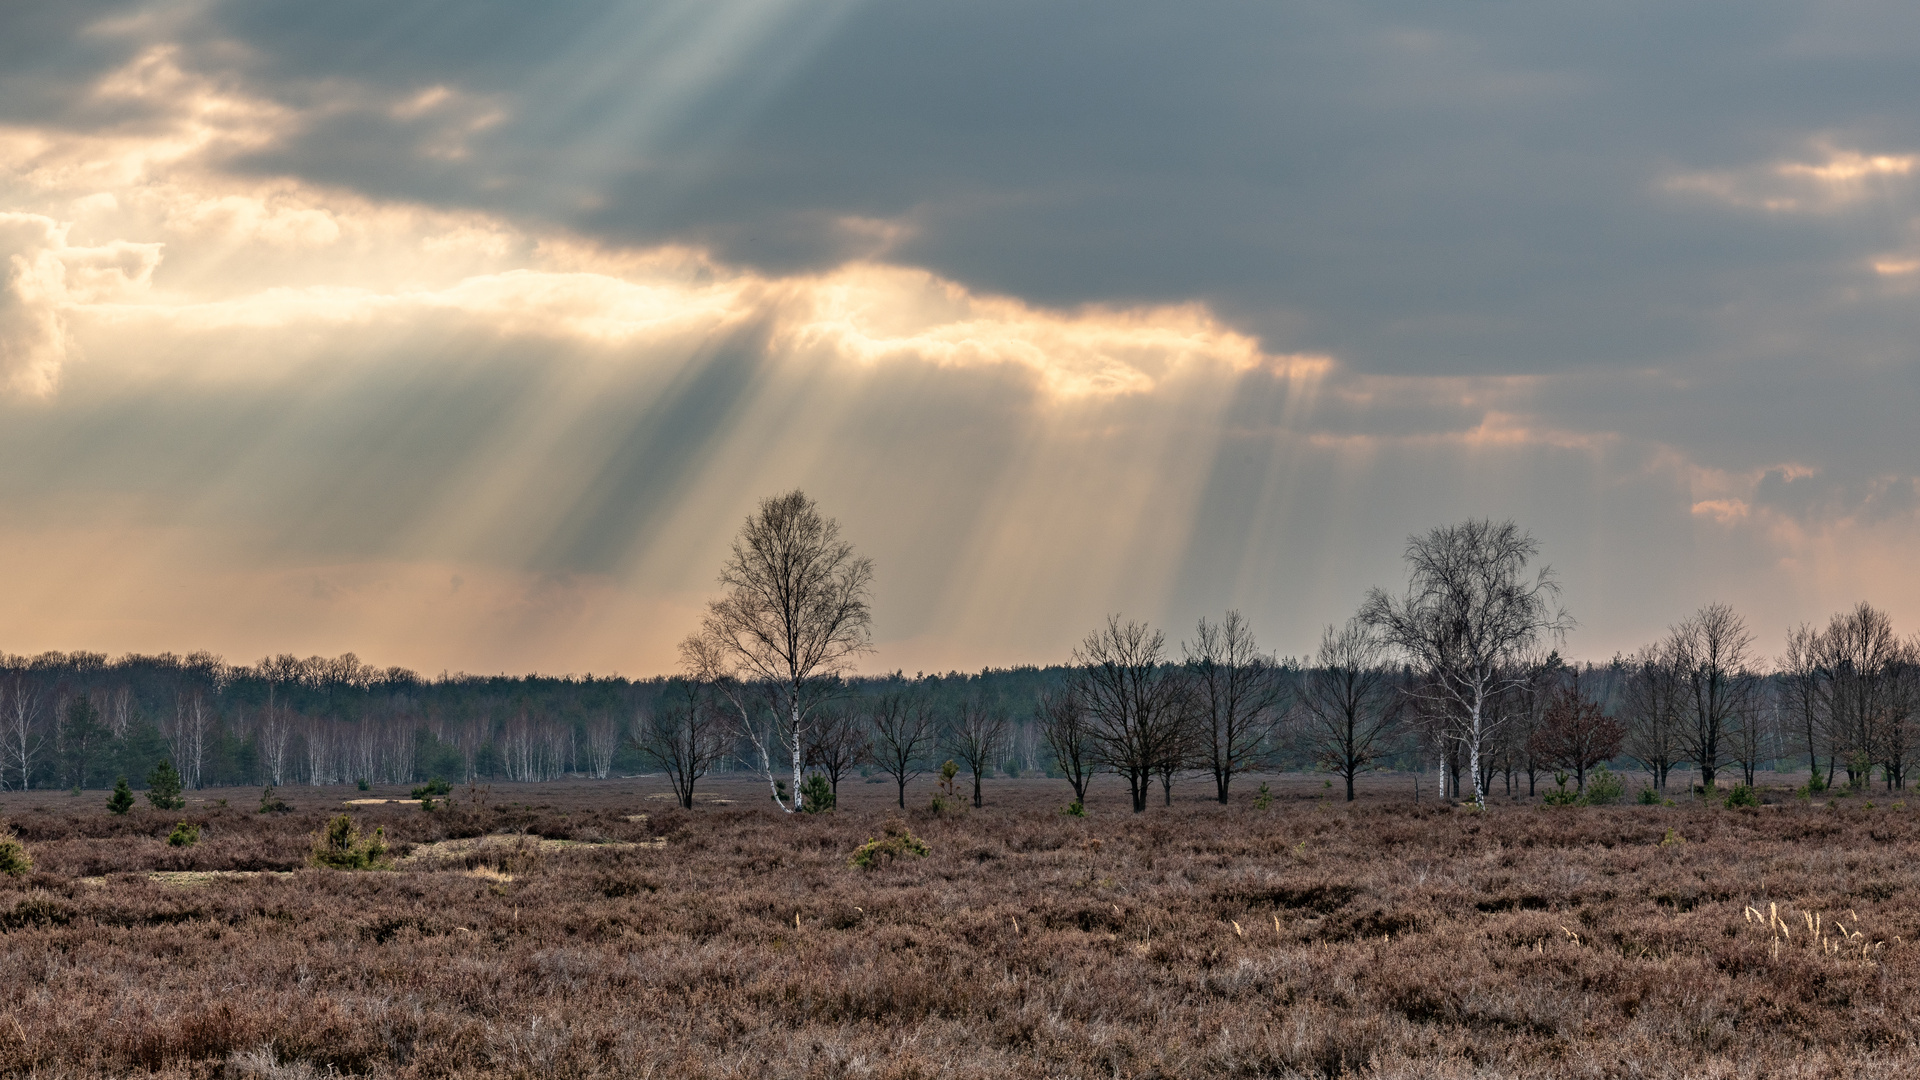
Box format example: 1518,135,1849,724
106,777,135,815
167,821,199,847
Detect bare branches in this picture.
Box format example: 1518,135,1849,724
1183,611,1284,804
1294,618,1402,801
863,691,938,810
1669,602,1756,789
633,684,731,809
1070,616,1190,813
1038,688,1097,805
681,491,874,813
1360,519,1570,808
946,698,1010,808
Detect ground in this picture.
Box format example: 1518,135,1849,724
0,771,1915,1078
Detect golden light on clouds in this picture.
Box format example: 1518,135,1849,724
6,36,1920,673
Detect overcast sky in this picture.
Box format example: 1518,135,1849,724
4,0,1919,675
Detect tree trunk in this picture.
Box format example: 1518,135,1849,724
789,700,803,813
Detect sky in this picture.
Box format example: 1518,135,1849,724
4,0,1920,676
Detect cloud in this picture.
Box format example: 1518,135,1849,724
0,210,160,393
9,4,1920,671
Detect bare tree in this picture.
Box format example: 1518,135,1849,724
1294,618,1403,801
1818,602,1903,789
1183,611,1285,803
1037,687,1097,805
1360,520,1570,809
1621,646,1685,792
633,683,731,809
257,699,295,786
863,690,938,809
1668,603,1754,791
1071,616,1191,813
804,703,868,801
946,697,1009,808
0,674,44,790
681,491,874,813
173,692,214,790
581,712,618,779
1779,623,1829,787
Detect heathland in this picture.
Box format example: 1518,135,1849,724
1,772,1916,1078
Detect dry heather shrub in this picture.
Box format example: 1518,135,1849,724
849,820,930,869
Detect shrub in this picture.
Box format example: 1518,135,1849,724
850,823,930,870
356,778,371,792
1724,783,1761,808
1063,800,1086,817
309,815,392,870
0,826,30,876
930,760,962,814
258,785,291,814
1585,766,1625,806
800,774,835,813
167,821,199,847
1254,782,1273,810
1542,771,1581,806
1636,786,1661,805
146,760,185,810
106,777,134,815
410,777,452,799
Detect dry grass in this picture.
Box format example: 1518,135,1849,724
0,773,1918,1077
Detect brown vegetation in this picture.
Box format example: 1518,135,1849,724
1,776,1919,1077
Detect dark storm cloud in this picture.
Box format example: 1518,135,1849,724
108,0,1915,383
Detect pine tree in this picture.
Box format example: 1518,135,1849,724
106,776,134,815
146,760,185,810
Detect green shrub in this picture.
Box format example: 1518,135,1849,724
1724,783,1761,808
930,760,962,814
167,821,199,847
356,778,371,792
145,760,184,810
258,785,291,814
1636,786,1661,805
1585,767,1625,806
106,777,134,815
800,774,835,813
1542,771,1581,806
309,814,391,870
850,823,930,870
1063,800,1086,817
0,826,30,876
1253,781,1274,810
410,777,452,799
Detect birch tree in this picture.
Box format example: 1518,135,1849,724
0,674,43,790
1359,520,1570,810
681,491,875,813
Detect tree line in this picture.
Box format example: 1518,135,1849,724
7,497,1916,806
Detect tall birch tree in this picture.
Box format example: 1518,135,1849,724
681,491,874,813
1360,520,1570,810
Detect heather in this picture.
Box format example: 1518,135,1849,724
0,774,1916,1078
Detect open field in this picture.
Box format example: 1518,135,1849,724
2,773,1919,1078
